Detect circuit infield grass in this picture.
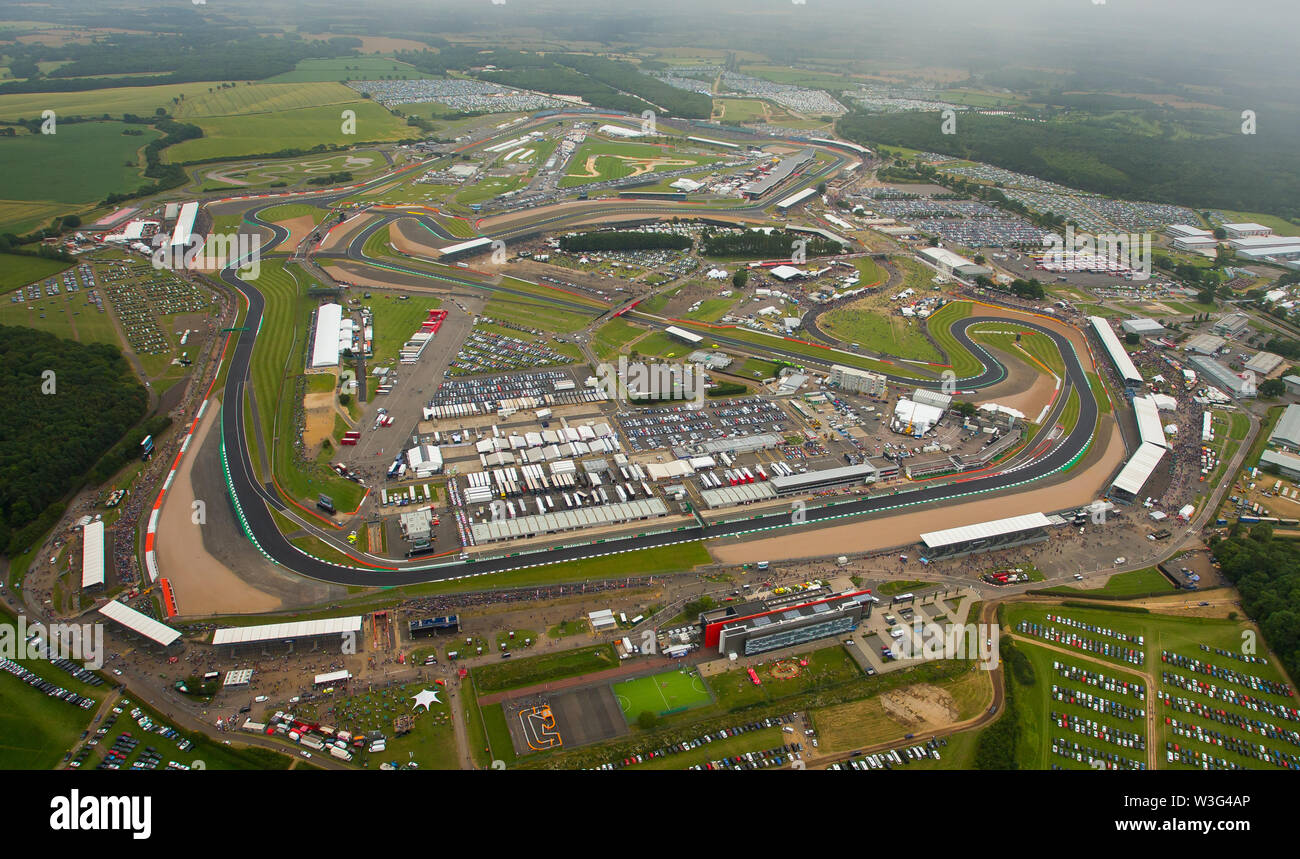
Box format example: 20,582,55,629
614,668,712,720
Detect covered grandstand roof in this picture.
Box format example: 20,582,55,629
1132,396,1167,449
81,520,104,588
212,616,363,646
439,237,492,257
920,512,1053,551
769,463,879,495
99,600,182,647
1088,316,1143,386
1110,442,1167,498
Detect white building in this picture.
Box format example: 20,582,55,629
310,303,344,368
830,365,887,396
1223,222,1273,239
919,247,991,278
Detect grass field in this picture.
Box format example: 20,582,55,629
592,318,644,360
1042,567,1174,596
710,645,863,711
924,301,984,378
364,293,443,364
969,323,1065,377
291,679,457,769
166,103,411,162
482,295,595,334
821,296,944,363
614,668,713,720
257,202,327,224
0,663,95,768
0,121,160,215
0,287,121,346
0,253,72,294
176,82,363,118
0,81,224,121
473,644,620,694
266,57,435,83
242,260,364,511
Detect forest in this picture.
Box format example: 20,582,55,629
0,327,148,556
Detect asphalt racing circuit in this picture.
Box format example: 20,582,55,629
207,114,1102,587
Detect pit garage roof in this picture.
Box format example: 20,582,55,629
1132,396,1167,449
1110,442,1167,497
99,600,182,647
469,497,668,544
212,616,363,646
81,520,104,588
701,483,778,508
769,463,879,494
920,512,1053,551
1088,316,1143,386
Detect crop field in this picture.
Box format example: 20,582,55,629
176,82,364,118
560,141,721,189
265,56,436,83
0,81,223,120
0,121,160,211
165,103,411,162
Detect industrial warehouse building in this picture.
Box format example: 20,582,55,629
830,364,887,396
1223,223,1274,239
700,589,873,657
1189,355,1256,399
1268,404,1300,451
918,247,991,278
919,512,1054,559
1211,312,1251,339
1183,333,1226,356
1245,351,1284,377
1261,449,1300,480
1121,318,1165,338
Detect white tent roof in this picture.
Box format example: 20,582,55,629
212,616,363,646
1111,442,1167,496
920,512,1052,551
81,520,105,588
99,600,181,647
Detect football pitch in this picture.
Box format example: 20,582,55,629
613,668,712,720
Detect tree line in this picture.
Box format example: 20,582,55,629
1210,526,1300,686
558,231,692,253
700,228,845,259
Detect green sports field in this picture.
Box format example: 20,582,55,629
614,669,713,720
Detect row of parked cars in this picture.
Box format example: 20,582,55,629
689,742,804,771
0,657,95,710
593,712,804,770
830,737,946,770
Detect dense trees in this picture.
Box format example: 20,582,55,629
558,231,692,253
0,327,148,555
1211,528,1300,684
838,110,1300,222
701,228,845,259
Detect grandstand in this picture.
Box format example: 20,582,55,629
920,512,1053,559
1088,316,1143,389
